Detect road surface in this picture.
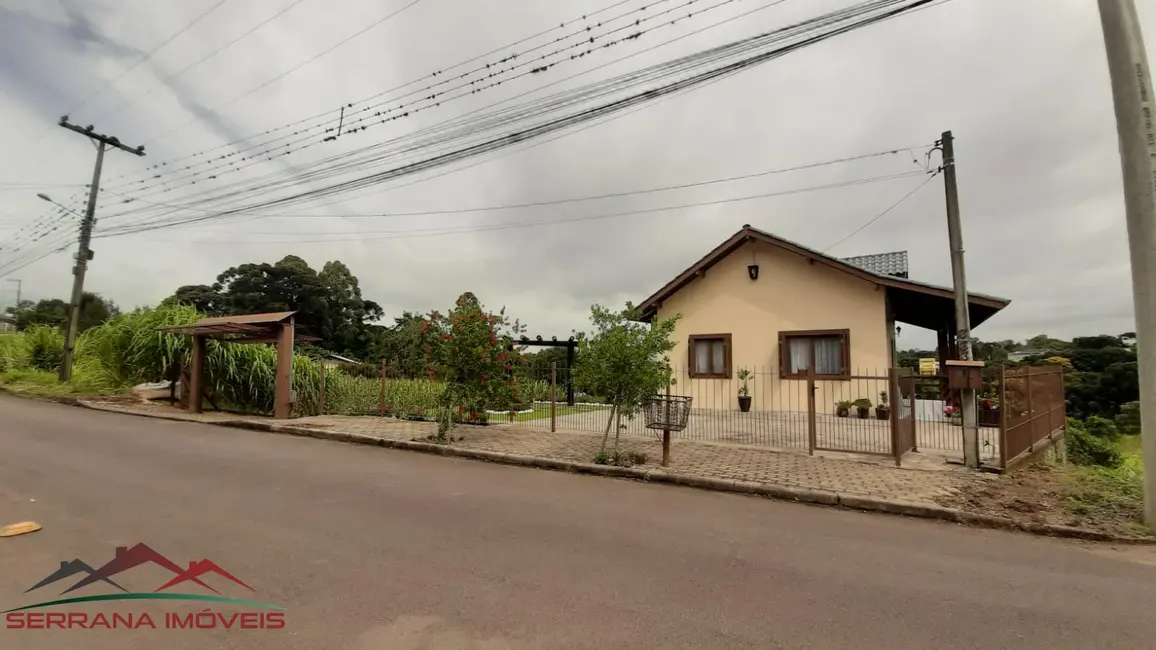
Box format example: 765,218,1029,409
1,394,1154,649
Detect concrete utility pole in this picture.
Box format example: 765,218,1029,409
940,130,980,469
55,117,145,382
6,278,20,308
1097,0,1156,526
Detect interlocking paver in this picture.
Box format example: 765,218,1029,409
82,399,983,506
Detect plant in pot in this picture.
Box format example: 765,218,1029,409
835,400,852,417
853,398,873,419
875,390,890,420
737,368,752,413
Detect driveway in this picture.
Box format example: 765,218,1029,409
1,395,1153,649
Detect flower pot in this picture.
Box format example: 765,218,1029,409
738,395,752,412
875,406,890,420
836,407,850,418
856,407,870,419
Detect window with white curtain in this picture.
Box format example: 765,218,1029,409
779,330,850,379
688,334,731,378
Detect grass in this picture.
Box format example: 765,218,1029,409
0,368,85,397
1059,437,1146,533
493,403,609,422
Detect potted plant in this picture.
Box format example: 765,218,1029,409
737,368,752,412
875,391,890,420
835,400,852,417
853,398,872,419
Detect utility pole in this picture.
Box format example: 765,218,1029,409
55,116,145,382
940,130,980,469
3,279,19,331
1097,0,1156,526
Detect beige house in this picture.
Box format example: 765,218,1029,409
637,226,1010,413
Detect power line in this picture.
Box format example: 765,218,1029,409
94,0,928,235
104,0,722,199
822,169,940,252
17,0,232,171
133,0,427,146
86,0,314,125
97,144,931,227
116,170,931,244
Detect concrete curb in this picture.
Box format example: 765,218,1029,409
65,399,1156,545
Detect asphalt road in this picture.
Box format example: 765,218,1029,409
1,395,1154,649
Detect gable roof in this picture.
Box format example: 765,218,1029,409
841,251,909,277
637,225,1010,329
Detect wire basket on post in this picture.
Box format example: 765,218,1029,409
644,395,692,432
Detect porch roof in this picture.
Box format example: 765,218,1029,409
158,311,320,343
637,225,1010,330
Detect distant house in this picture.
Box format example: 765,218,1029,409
636,225,1010,409
0,313,15,332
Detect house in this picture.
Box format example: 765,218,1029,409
636,225,1010,412
1006,349,1045,363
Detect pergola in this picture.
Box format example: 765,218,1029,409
159,311,318,419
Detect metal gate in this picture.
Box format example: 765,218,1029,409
889,368,917,464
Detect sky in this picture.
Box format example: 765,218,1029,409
0,0,1152,351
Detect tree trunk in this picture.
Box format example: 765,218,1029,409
613,407,623,452
599,405,616,453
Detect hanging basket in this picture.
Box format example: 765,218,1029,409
643,395,693,432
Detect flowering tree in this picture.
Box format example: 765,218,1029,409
573,305,680,454
426,292,526,440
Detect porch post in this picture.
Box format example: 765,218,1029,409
274,318,295,420
188,335,206,414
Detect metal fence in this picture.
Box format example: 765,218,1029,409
999,365,1066,469
307,357,1057,469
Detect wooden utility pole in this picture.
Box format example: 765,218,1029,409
56,117,144,382
1096,0,1156,525
940,130,980,469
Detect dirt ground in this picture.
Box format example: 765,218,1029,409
937,461,1153,540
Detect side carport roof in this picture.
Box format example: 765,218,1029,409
636,225,1010,330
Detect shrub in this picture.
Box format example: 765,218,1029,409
1115,401,1141,435
0,333,28,373
23,325,64,372
1084,415,1121,441
1067,418,1121,468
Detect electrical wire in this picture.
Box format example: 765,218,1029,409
96,0,923,235
822,169,940,252
96,144,932,227
104,0,723,198
118,170,932,245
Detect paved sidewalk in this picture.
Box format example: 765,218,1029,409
81,399,989,506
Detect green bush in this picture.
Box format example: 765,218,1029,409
23,325,64,372
1067,418,1122,468
1115,401,1141,435
1084,415,1121,441
0,333,28,373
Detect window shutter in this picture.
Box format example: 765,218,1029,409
688,337,696,375
723,333,733,377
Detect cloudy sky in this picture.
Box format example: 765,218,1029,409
0,0,1151,350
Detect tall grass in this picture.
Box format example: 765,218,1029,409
1,304,448,419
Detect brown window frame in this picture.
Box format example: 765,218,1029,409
778,329,851,380
688,333,733,379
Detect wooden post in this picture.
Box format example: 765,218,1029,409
998,365,1008,469
318,360,326,415
379,359,386,416
550,362,557,433
188,335,206,414
806,367,817,455
908,372,918,452
1026,365,1035,452
273,320,294,420
889,368,901,466
662,381,672,467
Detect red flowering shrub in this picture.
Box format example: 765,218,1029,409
428,292,526,439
